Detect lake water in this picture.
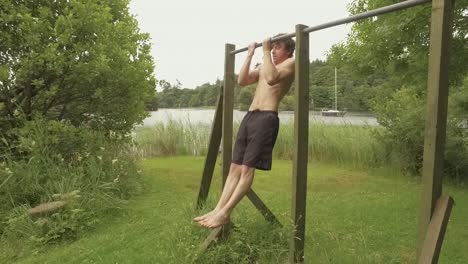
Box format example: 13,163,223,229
142,108,379,127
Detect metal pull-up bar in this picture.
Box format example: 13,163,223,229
231,0,431,55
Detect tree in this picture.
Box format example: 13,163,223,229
310,85,333,109
0,0,155,138
145,93,159,111
279,95,295,111
329,0,467,88
237,87,254,111
328,0,468,179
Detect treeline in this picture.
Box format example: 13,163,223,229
146,79,221,110
148,59,377,112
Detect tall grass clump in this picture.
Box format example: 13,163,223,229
134,119,213,157
274,121,387,168
0,118,143,256
173,201,290,264
136,117,387,169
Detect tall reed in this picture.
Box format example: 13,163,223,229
135,118,387,169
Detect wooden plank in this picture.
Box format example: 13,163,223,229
222,44,236,187
289,24,309,264
196,91,224,209
416,0,454,258
197,222,234,255
418,196,454,264
246,189,282,227
198,226,224,252
28,201,66,216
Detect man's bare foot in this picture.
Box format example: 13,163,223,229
200,211,230,228
193,209,217,223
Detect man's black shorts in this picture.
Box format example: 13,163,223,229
232,109,279,170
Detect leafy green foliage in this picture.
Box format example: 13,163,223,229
0,118,142,245
445,77,468,182
372,87,426,173
0,0,156,137
156,80,221,109
328,0,468,180
330,0,467,88
237,86,255,111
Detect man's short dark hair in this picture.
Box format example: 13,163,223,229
274,33,295,58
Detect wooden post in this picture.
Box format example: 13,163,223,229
289,24,309,264
197,45,236,254
222,44,236,187
416,0,454,259
196,91,223,208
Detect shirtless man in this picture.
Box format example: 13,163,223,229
194,34,295,228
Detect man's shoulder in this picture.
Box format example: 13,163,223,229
279,58,295,68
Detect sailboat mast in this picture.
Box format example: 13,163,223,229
334,67,337,111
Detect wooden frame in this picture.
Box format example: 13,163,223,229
195,0,455,262
417,0,455,260
289,24,310,264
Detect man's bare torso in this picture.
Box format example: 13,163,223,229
249,61,294,112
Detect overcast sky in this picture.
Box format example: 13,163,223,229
129,0,353,89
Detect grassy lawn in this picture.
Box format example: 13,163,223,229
4,156,467,263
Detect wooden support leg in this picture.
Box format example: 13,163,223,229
196,92,223,209
418,196,454,264
247,189,282,227
197,222,235,253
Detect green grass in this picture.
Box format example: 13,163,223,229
3,156,467,263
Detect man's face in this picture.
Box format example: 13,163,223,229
271,42,290,65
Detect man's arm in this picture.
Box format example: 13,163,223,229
261,38,294,86
237,43,260,86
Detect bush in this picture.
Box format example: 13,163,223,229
372,82,468,183
445,78,468,183
134,119,212,157
372,87,426,174
0,118,142,246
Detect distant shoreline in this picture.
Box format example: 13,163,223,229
142,108,379,127
152,108,376,117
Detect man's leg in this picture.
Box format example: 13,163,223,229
200,165,255,228
193,163,242,222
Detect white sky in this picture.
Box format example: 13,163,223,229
129,0,353,89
